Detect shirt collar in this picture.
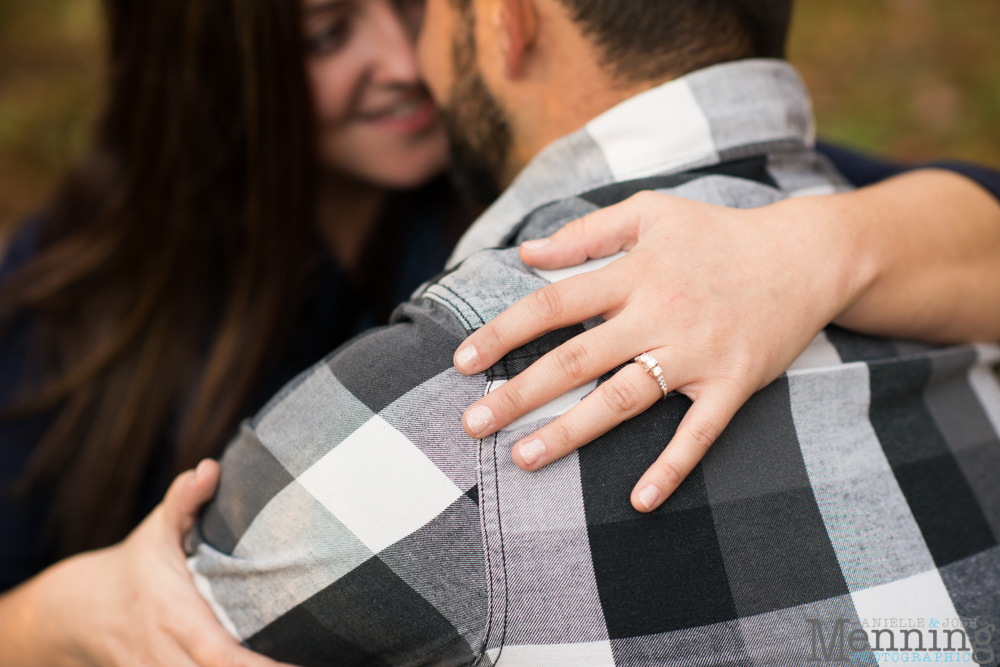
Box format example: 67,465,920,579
447,58,815,267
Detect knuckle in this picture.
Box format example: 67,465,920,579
657,458,687,490
528,285,565,321
157,605,186,633
628,190,665,221
685,419,718,455
721,355,757,386
627,191,668,235
553,342,591,383
563,215,589,238
475,320,507,354
496,382,528,417
548,417,582,448
600,377,643,414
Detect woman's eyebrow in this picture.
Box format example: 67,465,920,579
304,0,350,15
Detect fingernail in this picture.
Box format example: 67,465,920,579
518,439,546,466
466,406,495,436
522,238,550,251
192,460,208,484
637,485,662,511
455,344,479,372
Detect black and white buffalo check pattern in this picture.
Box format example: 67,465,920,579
188,60,1000,666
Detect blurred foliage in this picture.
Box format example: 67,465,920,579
789,0,1000,167
0,0,102,229
0,0,998,229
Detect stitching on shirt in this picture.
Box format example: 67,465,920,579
427,283,487,333
490,430,510,666
437,284,487,329
487,310,516,665
422,290,476,331
423,270,510,663
441,290,506,666
474,385,497,666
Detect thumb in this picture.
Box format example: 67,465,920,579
160,459,221,536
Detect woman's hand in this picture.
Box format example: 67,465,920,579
452,191,873,512
0,460,296,667
453,169,1000,514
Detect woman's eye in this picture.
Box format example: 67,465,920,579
306,19,352,56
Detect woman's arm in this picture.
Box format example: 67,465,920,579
826,169,1000,341
452,166,1000,512
0,461,294,667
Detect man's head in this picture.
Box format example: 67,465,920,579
418,0,793,201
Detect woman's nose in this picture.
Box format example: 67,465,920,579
365,0,422,84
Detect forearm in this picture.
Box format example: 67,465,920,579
801,169,1000,343
0,561,82,667
0,463,265,667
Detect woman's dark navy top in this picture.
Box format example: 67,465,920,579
1,146,999,591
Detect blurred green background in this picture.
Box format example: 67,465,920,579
0,0,998,228
0,0,102,229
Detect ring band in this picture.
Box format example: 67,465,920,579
634,352,669,399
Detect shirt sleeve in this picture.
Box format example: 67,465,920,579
817,140,1000,203
186,296,491,667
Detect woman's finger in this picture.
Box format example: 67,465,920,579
454,270,623,375
160,459,221,537
630,386,748,512
462,316,648,438
511,361,665,469
184,631,295,667
519,192,658,270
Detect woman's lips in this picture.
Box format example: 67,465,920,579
357,95,438,134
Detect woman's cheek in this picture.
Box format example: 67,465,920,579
311,70,351,129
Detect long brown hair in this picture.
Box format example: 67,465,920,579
0,0,319,556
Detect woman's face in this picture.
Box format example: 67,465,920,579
303,0,449,189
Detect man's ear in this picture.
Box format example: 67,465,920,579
492,0,538,78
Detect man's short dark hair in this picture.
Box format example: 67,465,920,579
562,0,794,83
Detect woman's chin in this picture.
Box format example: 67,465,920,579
323,149,450,192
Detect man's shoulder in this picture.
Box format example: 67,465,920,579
245,293,469,422
216,292,487,519
188,293,491,663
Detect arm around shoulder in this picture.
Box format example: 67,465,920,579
798,167,1000,343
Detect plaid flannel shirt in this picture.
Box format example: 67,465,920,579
188,60,1000,666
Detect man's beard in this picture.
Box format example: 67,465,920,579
440,10,513,204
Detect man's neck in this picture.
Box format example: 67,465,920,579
502,77,657,187
488,2,669,188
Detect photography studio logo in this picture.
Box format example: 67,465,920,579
804,617,995,664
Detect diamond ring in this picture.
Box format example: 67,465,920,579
634,352,669,399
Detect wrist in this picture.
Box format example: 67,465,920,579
775,192,884,323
